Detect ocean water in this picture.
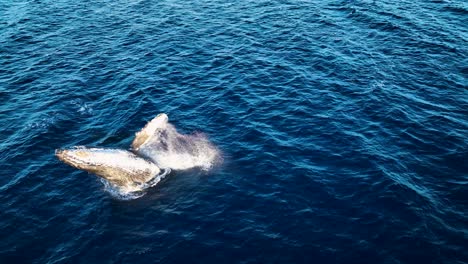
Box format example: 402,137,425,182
1,0,467,263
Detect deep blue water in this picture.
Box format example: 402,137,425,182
1,0,467,263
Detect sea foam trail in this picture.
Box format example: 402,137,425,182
137,122,222,171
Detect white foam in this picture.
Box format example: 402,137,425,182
137,123,221,171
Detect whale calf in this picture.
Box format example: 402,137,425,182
56,113,219,193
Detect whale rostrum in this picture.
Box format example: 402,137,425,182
56,147,161,189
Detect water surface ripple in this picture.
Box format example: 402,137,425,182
1,0,467,263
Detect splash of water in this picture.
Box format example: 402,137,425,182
137,123,222,171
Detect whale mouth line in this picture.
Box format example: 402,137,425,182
55,149,101,167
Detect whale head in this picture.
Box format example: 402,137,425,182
56,147,160,189
132,113,169,150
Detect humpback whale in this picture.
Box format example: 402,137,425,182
56,113,219,193
56,147,160,191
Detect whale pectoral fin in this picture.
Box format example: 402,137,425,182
131,113,169,150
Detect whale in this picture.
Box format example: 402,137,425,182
56,147,161,191
56,113,219,193
56,114,169,192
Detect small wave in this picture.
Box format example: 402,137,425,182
100,168,171,200
443,4,468,15
70,99,94,116
26,113,62,132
